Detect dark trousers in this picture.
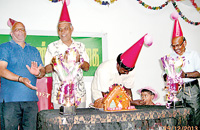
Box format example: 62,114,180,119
0,103,4,130
2,101,38,130
177,80,200,127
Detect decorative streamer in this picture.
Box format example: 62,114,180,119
49,0,62,2
190,0,200,13
136,0,200,26
136,0,170,10
49,0,70,5
94,0,117,6
172,0,200,25
49,0,200,26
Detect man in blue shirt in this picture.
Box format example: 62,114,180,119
0,18,45,130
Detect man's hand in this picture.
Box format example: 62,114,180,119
94,98,104,108
19,77,37,90
180,70,186,78
26,61,42,76
64,50,80,63
163,73,167,81
131,99,145,106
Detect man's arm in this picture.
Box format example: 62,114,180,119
124,87,133,99
0,61,37,90
0,61,20,82
37,67,46,79
45,64,54,74
181,71,200,78
76,51,90,71
124,87,145,106
81,61,90,71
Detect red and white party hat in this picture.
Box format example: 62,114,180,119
117,34,153,71
7,18,18,27
59,0,71,23
171,12,183,39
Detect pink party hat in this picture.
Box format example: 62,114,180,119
137,86,159,100
117,34,153,70
59,0,71,22
7,18,18,27
171,12,183,39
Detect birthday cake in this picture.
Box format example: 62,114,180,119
94,84,136,112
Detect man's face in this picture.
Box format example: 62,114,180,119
117,64,129,75
58,22,73,43
11,22,26,43
171,36,186,56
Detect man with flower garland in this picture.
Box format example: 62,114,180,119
164,14,200,127
45,1,90,109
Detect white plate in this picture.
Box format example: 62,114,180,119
89,104,104,111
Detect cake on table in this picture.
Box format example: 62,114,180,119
94,84,136,112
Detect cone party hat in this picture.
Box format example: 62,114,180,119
59,0,71,23
7,18,18,27
172,19,183,39
117,33,153,70
171,12,183,39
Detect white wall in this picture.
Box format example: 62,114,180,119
1,0,200,106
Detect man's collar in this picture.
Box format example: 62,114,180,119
11,39,28,46
59,38,74,45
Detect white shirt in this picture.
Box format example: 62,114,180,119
170,49,200,83
91,59,135,101
45,39,89,104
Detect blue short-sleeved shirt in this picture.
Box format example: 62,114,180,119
0,78,2,103
0,40,43,102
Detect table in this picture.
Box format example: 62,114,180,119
37,105,192,130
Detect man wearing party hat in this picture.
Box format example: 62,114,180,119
45,0,90,108
165,12,200,126
91,34,153,107
0,18,45,130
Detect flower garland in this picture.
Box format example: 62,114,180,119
190,0,200,13
94,0,117,6
172,0,200,25
136,0,170,10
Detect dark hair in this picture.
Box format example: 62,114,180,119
116,53,134,71
183,37,186,42
141,89,155,96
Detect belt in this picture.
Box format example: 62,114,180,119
185,80,199,87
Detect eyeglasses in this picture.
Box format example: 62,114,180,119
171,37,185,48
13,28,25,32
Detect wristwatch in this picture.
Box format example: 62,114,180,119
185,73,187,78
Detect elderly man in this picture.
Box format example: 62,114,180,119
164,17,200,126
0,18,45,130
45,1,90,109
